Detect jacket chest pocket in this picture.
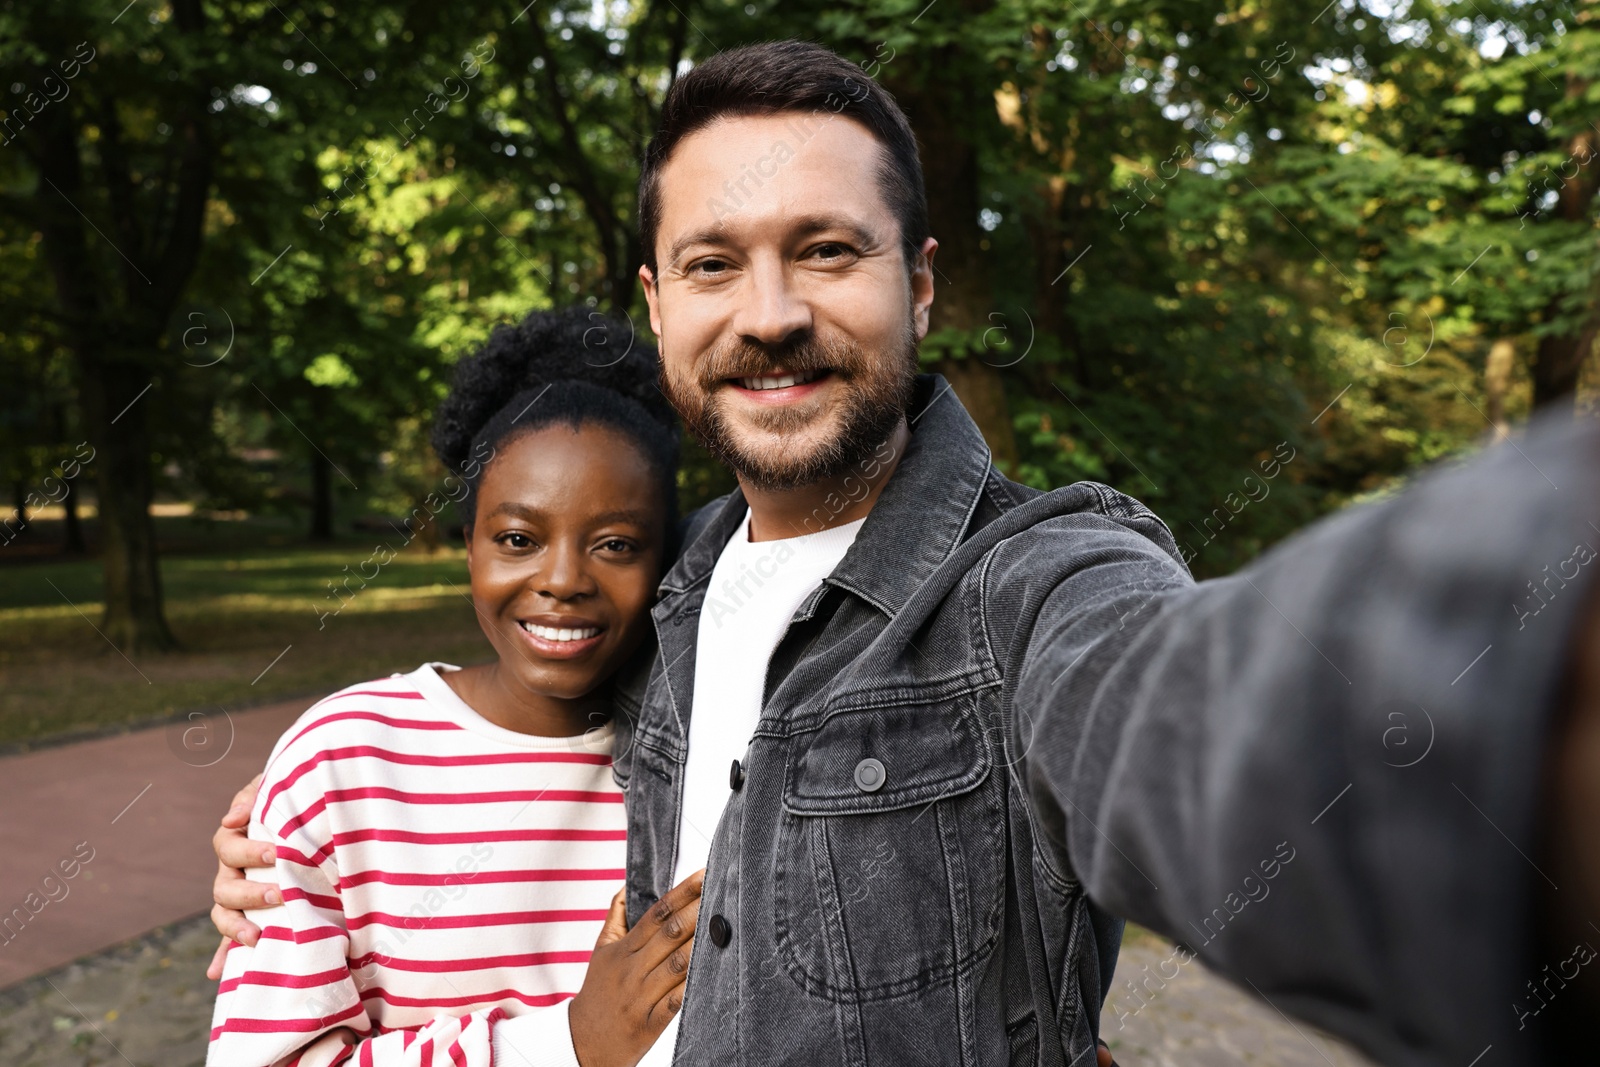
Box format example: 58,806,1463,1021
773,690,1007,1003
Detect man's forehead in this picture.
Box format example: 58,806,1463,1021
655,111,892,248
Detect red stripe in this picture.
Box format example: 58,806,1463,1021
217,965,347,993
306,826,626,867
275,796,329,839
280,701,444,749
449,1035,467,1067
257,924,346,945
359,986,577,1010
325,786,621,806
359,1038,374,1067
334,827,626,847
264,746,612,816
419,1037,433,1066
339,867,624,889
281,886,343,911
210,1002,366,1038
345,907,608,931
348,948,593,972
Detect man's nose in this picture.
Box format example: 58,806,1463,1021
732,256,812,347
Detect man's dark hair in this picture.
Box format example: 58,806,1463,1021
431,306,680,531
637,39,928,277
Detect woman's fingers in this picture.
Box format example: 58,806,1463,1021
638,931,697,1007
646,975,689,1032
625,870,703,972
205,936,233,981
594,886,629,948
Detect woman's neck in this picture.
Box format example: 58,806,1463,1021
441,661,609,737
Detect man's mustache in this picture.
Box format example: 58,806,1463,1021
695,334,864,390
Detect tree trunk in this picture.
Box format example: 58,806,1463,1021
1484,338,1516,440
887,50,1018,471
1532,75,1600,410
78,354,177,654
61,477,86,553
10,480,27,538
309,449,335,541
1534,310,1598,410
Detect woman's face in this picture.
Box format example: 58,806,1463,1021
465,422,667,702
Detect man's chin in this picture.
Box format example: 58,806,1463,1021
718,424,850,492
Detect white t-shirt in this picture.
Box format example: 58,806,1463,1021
637,511,865,1067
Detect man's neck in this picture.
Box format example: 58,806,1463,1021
740,420,911,543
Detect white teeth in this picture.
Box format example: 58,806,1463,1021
738,369,821,391
520,623,601,642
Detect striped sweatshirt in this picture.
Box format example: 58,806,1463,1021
207,663,626,1067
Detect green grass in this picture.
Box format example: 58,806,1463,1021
0,519,493,746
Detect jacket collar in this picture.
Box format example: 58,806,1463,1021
657,374,993,618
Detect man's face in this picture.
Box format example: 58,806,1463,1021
641,112,937,491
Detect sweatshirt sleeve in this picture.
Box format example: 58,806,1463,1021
206,760,581,1067
1000,413,1600,1067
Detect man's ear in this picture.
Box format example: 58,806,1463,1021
911,237,938,341
639,264,663,340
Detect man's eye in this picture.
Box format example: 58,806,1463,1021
690,257,730,276
810,242,856,263
600,538,637,554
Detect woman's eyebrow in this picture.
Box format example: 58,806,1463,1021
588,509,659,527
486,501,546,521
487,502,656,527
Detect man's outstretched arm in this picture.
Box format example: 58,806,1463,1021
1002,412,1600,1067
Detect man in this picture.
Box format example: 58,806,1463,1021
212,40,1600,1066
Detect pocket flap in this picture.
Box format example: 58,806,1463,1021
782,693,991,815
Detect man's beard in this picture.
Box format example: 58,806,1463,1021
660,323,918,493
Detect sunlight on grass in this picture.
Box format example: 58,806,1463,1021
0,542,486,746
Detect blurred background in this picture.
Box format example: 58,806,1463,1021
0,1,1594,1061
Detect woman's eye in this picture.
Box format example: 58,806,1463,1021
600,538,636,554
500,532,535,550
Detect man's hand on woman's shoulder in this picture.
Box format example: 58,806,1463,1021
205,773,280,980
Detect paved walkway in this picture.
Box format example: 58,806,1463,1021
0,698,311,989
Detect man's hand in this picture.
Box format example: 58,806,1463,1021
205,774,281,981
567,870,705,1067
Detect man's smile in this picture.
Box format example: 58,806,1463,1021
724,367,836,406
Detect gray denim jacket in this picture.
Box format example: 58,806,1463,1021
613,374,1600,1067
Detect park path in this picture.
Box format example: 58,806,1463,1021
0,698,312,989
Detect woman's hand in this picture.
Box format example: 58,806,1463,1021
205,774,281,980
568,869,705,1067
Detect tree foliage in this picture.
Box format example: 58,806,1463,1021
0,0,1593,654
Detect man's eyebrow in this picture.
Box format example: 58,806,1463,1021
667,225,731,269
666,214,881,268
785,214,880,249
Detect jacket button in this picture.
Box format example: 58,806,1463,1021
709,913,732,948
729,758,745,791
853,757,886,792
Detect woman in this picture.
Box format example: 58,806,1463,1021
207,308,700,1067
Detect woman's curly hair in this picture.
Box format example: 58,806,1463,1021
431,306,679,528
